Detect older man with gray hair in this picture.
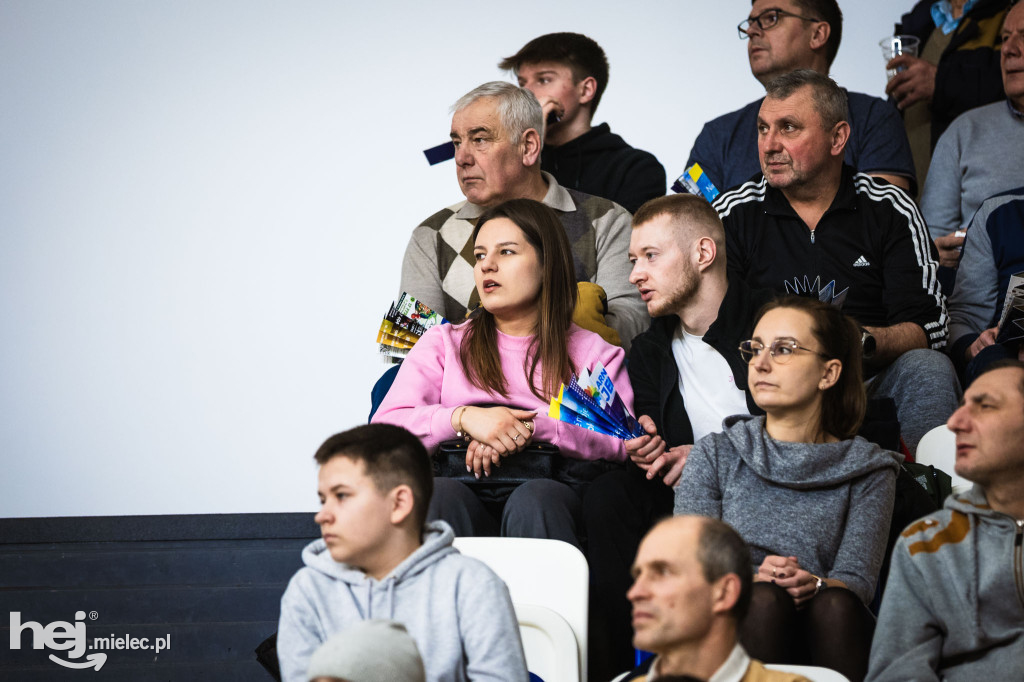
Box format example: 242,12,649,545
400,81,646,349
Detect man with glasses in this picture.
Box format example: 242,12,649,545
685,0,916,194
715,68,958,454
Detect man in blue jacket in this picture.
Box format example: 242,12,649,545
686,0,915,194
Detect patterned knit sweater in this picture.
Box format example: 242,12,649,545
399,172,647,349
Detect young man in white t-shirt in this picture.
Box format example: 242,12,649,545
583,193,773,677
625,194,772,484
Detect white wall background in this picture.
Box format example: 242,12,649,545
0,0,901,517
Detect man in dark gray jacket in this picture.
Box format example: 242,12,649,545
867,360,1024,681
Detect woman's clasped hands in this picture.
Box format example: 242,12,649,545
455,406,537,478
756,555,822,606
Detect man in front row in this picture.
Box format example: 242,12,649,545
868,360,1024,681
623,516,808,681
277,423,528,682
715,69,958,453
401,81,646,349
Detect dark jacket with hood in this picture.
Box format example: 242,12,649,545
627,278,773,448
541,122,666,213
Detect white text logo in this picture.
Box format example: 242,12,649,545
9,611,172,671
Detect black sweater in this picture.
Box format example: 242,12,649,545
541,123,665,214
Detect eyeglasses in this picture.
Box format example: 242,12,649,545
738,339,830,364
738,8,821,39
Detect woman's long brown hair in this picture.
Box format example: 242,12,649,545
459,198,578,400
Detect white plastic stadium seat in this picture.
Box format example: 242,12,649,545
516,603,580,682
766,663,852,681
453,537,588,682
915,425,972,494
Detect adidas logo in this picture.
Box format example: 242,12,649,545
853,255,871,268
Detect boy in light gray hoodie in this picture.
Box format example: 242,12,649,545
277,423,528,682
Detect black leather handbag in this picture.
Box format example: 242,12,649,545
434,439,559,485
433,437,620,504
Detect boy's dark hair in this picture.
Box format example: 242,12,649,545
314,424,434,530
498,32,610,113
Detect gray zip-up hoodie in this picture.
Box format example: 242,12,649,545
675,415,902,604
867,485,1024,681
277,521,528,682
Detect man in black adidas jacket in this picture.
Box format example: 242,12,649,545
714,69,958,453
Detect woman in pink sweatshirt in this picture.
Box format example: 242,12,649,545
373,198,632,547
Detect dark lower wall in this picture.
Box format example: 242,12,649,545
1,513,320,681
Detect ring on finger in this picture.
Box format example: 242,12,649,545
512,433,521,443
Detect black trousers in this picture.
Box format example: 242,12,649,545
581,466,674,678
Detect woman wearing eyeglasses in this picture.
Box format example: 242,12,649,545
674,296,901,682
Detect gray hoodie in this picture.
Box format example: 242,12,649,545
277,521,528,682
675,415,902,604
867,485,1024,681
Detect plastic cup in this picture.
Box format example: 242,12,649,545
880,35,920,81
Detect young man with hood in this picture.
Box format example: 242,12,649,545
499,32,666,213
276,423,528,682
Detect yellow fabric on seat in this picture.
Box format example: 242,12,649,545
573,282,621,347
